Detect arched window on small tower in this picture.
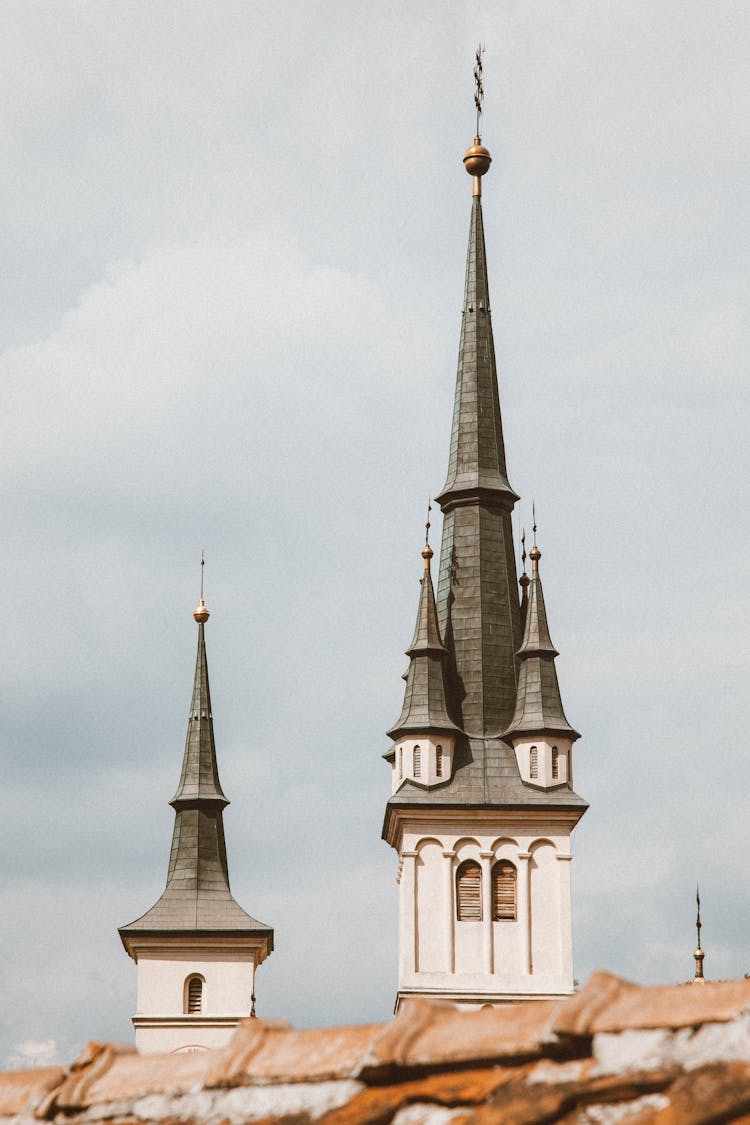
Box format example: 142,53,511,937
185,975,204,1014
551,746,559,780
456,860,482,921
398,746,403,779
413,744,421,778
530,746,538,779
436,745,443,778
492,861,517,921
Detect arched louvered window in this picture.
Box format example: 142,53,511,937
456,860,482,921
492,861,517,921
436,745,443,778
413,744,421,778
398,746,403,779
551,746,559,779
530,746,538,779
185,975,203,1014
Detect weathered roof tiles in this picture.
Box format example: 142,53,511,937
8,972,750,1125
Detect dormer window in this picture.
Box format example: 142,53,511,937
436,745,443,778
413,744,421,778
530,746,538,779
551,746,559,779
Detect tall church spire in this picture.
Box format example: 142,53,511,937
383,60,588,1011
119,573,273,1053
434,132,522,738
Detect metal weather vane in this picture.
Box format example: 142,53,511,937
474,45,485,138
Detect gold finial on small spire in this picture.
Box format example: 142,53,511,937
529,502,541,571
463,45,491,197
422,500,434,570
194,550,210,623
693,885,705,984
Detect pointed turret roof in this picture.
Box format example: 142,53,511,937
387,540,460,741
435,155,518,511
504,543,580,741
433,137,522,739
119,593,272,946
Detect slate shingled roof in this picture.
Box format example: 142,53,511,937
434,193,523,742
504,546,581,742
6,972,750,1124
119,618,272,943
387,546,460,741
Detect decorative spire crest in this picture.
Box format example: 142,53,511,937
463,46,492,197
473,45,485,139
693,885,706,983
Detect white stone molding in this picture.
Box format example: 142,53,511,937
441,850,456,972
399,851,419,978
479,851,494,974
516,852,532,976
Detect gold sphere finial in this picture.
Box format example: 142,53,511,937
463,139,492,178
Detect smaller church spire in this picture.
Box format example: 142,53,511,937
519,527,530,630
120,565,271,939
387,520,460,742
693,885,706,984
504,531,580,743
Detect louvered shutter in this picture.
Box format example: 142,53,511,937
436,745,443,778
551,747,559,779
187,976,203,1013
530,746,538,779
413,745,421,777
493,862,517,921
456,861,482,921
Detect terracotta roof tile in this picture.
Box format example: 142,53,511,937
0,1066,64,1117
7,975,750,1125
206,1019,383,1086
554,971,750,1036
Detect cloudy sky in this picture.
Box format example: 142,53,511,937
2,0,749,1067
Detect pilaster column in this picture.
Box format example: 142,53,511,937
556,853,573,986
480,851,494,974
442,850,456,973
517,852,531,975
399,851,418,981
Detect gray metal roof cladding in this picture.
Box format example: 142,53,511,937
387,550,460,740
387,164,585,816
119,620,272,939
504,551,581,742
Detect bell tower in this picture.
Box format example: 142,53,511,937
119,572,273,1053
382,63,587,1009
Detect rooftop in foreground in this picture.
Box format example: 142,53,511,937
5,970,750,1124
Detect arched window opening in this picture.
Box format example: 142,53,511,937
436,745,443,778
551,746,559,779
492,861,517,921
530,746,538,779
413,744,421,778
186,975,203,1014
398,746,403,779
456,860,482,921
